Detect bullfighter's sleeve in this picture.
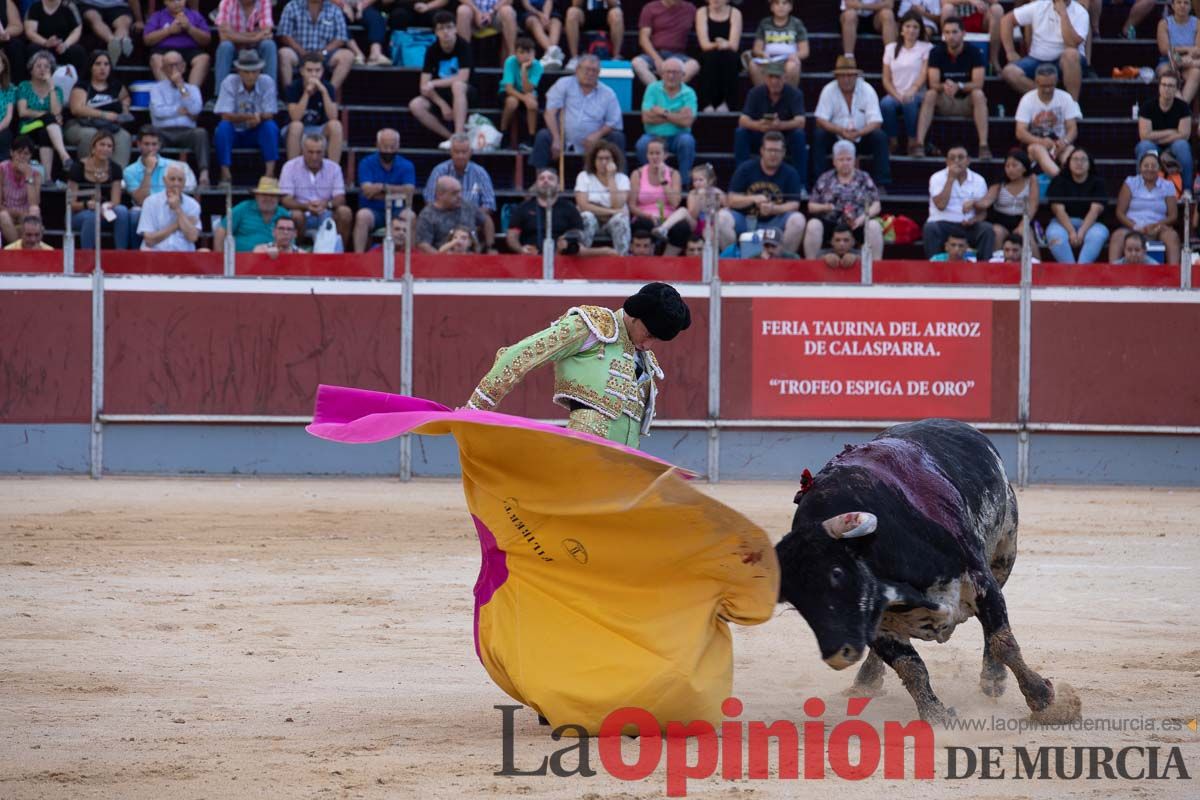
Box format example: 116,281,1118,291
466,314,592,411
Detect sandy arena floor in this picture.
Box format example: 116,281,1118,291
1,477,1198,800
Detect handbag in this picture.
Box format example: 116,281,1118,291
390,30,437,67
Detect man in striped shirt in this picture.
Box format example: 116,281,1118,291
277,0,355,90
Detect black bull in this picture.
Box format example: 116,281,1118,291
776,418,1081,724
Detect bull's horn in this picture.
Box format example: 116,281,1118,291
822,512,878,540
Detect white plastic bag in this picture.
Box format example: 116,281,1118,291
466,113,502,153
53,65,78,99
312,216,343,253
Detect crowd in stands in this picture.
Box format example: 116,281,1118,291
0,0,1199,265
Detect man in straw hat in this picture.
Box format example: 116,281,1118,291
467,282,692,448
213,48,280,185
813,55,891,192
213,176,291,252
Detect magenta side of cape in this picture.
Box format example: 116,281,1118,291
470,515,509,662
305,384,663,466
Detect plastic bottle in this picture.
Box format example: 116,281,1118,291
1132,102,1140,120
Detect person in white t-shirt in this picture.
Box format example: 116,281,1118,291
881,10,933,153
923,143,994,257
574,139,632,254
1000,0,1090,100
1014,63,1081,177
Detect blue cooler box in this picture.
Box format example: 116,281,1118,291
599,60,634,112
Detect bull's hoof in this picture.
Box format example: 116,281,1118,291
1030,681,1082,725
919,703,957,727
842,682,887,698
980,670,1007,698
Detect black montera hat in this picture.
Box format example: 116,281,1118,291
623,282,692,341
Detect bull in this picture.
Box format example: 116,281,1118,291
776,418,1080,724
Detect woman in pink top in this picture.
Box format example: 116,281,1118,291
880,11,931,155
0,134,41,244
628,137,690,254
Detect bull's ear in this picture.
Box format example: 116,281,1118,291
821,512,877,540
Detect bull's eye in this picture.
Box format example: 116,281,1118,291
830,566,845,588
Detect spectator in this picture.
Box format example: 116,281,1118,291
0,135,40,244
279,132,351,251
923,143,994,258
67,129,131,249
507,168,600,255
215,0,278,87
422,132,496,248
697,0,742,110
629,136,691,254
149,50,209,188
213,175,291,252
684,233,704,256
840,0,897,58
756,225,798,258
1138,71,1193,192
735,59,807,185
23,0,88,79
124,126,197,232
1045,146,1108,264
813,56,890,192
636,57,696,185
1158,0,1200,103
285,52,342,162
929,230,976,261
632,0,700,87
389,0,453,31
438,223,476,253
744,0,804,88
988,233,1040,263
1,1,22,85
941,1,1004,75
79,0,139,67
1108,150,1180,265
531,54,623,169
408,12,473,143
820,223,860,268
16,50,71,181
913,16,988,159
350,0,405,67
145,0,211,87
252,215,304,254
803,139,883,261
1122,0,1160,40
332,0,386,67
1014,63,1080,179
880,10,931,155
629,226,655,255
674,161,729,247
499,36,543,143
564,0,623,69
354,128,415,252
1114,230,1151,264
277,0,354,90
65,50,133,167
214,48,280,185
137,164,200,251
575,138,630,255
4,213,52,249
722,130,807,254
456,0,518,62
518,0,565,67
417,175,487,252
369,212,408,251
977,148,1038,253
1001,0,1088,101
0,52,13,158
